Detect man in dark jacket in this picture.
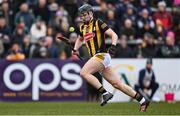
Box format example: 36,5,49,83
135,58,159,100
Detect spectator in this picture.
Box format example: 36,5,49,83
120,18,136,40
6,43,25,60
115,36,133,58
63,0,78,24
171,5,180,31
135,0,152,15
33,0,50,24
106,9,120,36
158,31,180,58
38,46,50,58
88,0,101,6
56,5,71,24
122,4,137,25
32,37,48,58
0,16,11,36
49,10,69,36
133,40,144,58
26,0,38,7
15,3,35,29
0,40,4,58
21,35,34,58
74,16,83,33
174,21,180,45
154,21,167,43
12,23,28,46
30,17,47,43
0,1,13,27
151,0,173,7
133,0,151,7
135,58,159,100
0,16,11,55
69,32,89,59
33,43,50,59
46,25,55,38
137,8,155,38
142,33,158,58
94,0,107,21
174,0,180,5
44,36,59,58
48,0,59,20
153,1,173,30
69,32,79,60
60,20,70,37
11,0,25,16
55,33,68,59
115,0,131,21
69,32,77,44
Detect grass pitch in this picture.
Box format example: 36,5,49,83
0,102,179,115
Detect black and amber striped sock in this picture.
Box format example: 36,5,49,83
98,86,107,94
133,92,143,102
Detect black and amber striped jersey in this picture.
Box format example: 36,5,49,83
78,19,109,57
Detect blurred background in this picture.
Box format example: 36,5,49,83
0,0,180,105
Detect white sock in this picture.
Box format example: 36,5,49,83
140,97,145,104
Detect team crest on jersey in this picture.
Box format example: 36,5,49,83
84,32,95,41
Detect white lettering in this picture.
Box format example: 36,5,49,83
61,63,82,91
32,63,60,100
3,63,31,91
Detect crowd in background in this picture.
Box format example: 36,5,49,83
0,0,180,60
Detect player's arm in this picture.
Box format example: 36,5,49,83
105,28,118,46
74,35,83,51
105,29,118,57
73,25,84,55
98,19,118,57
98,19,118,45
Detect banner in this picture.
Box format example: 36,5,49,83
103,59,180,102
0,59,86,101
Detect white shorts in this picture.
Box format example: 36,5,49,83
93,53,111,68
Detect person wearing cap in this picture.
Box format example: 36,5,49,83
135,59,159,100
153,1,173,30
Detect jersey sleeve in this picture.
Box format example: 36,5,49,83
98,19,109,33
76,25,83,37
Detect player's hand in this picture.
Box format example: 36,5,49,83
71,49,79,56
108,44,117,57
71,54,79,61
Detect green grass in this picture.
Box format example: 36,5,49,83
0,102,180,115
